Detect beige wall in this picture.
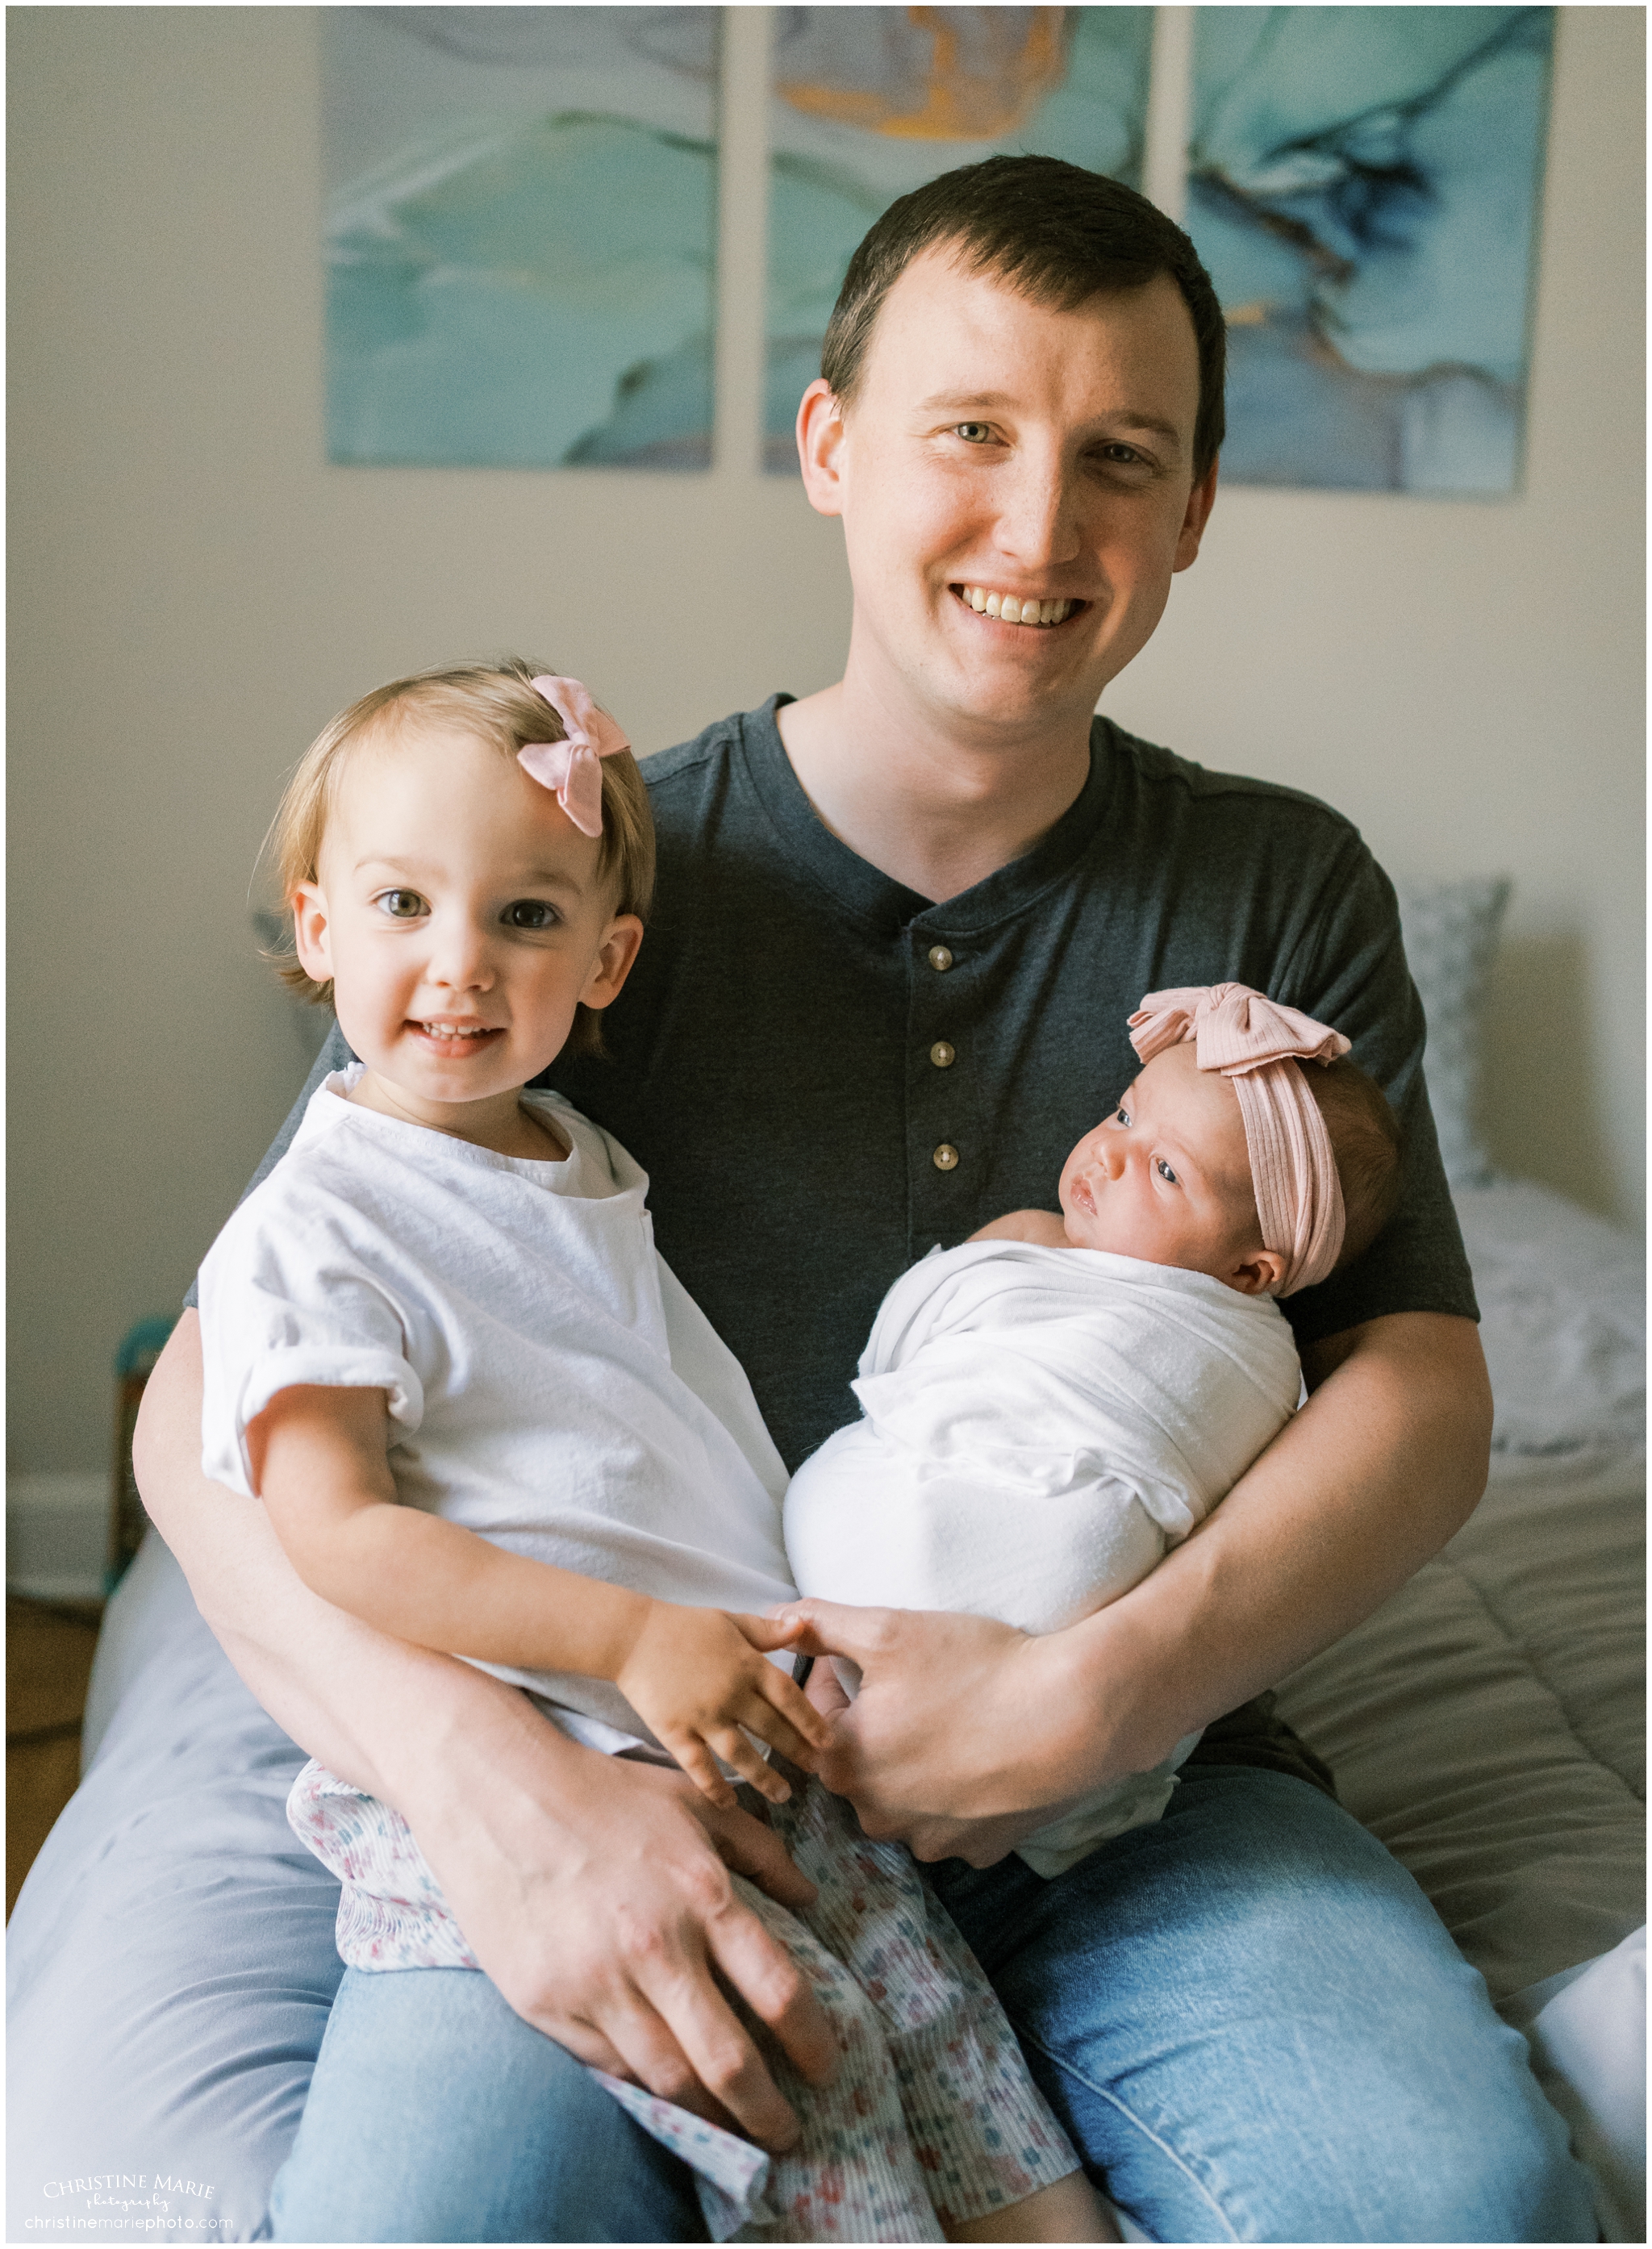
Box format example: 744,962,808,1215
9,7,1643,1473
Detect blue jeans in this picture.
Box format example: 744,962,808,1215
269,1768,1594,2243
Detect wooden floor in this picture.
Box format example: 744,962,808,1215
7,1595,102,1918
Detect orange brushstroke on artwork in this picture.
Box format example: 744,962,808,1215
778,7,1069,143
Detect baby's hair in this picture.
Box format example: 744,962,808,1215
1302,1055,1404,1271
266,657,655,1058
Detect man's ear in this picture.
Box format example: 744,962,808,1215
580,914,645,1012
795,378,849,519
1173,457,1219,573
291,883,333,985
1227,1244,1287,1297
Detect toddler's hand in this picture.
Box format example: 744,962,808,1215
614,1604,834,1811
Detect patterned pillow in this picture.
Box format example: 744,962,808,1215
1398,878,1512,1188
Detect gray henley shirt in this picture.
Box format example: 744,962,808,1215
237,696,1475,1475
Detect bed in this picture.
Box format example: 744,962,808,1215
7,889,1645,2242
1277,1174,1646,2240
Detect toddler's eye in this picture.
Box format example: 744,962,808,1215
375,889,426,920
1156,1158,1179,1184
501,899,558,931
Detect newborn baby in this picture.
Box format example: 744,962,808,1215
784,984,1402,1875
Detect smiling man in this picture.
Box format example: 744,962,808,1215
102,156,1596,2243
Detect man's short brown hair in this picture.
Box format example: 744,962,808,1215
1305,1057,1404,1271
820,152,1227,480
266,657,655,1058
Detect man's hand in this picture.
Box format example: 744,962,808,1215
412,1707,841,2148
776,1601,1087,1865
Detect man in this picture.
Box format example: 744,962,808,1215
98,157,1587,2239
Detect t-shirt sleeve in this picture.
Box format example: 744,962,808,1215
183,1020,356,1312
1270,829,1479,1344
197,1176,423,1499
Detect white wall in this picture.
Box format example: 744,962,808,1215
9,7,1642,1473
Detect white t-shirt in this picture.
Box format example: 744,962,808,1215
198,1069,798,1755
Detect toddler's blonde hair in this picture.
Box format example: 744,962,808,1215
268,657,655,1058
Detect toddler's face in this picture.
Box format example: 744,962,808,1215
293,722,640,1116
1058,1044,1266,1284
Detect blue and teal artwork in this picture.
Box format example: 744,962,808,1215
323,8,720,469
765,7,1155,469
1188,8,1554,492
762,6,1552,494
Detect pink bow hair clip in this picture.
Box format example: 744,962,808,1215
518,675,630,838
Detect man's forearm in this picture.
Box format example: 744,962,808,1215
1044,1310,1493,1783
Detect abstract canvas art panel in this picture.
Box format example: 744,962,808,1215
323,7,720,469
765,7,1154,469
1187,7,1554,492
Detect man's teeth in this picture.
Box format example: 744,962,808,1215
962,587,1074,626
421,1023,493,1038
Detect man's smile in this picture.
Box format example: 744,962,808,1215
952,584,1083,628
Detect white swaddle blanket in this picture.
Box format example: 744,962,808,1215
784,1240,1303,1876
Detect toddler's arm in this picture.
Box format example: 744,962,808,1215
968,1208,1070,1248
246,1382,829,1809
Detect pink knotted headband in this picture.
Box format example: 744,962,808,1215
1128,983,1352,1296
518,675,630,838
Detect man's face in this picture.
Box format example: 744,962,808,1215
800,250,1215,738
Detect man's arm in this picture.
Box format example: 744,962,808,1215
786,1309,1491,1863
966,1208,1070,1247
133,1313,837,2147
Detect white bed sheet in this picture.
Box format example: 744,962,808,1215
1276,1176,1646,2240
1454,1176,1645,1454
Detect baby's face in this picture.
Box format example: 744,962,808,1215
1058,1044,1265,1283
294,721,640,1118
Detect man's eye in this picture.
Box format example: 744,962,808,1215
501,899,558,931
955,422,991,444
375,889,426,920
1156,1158,1179,1184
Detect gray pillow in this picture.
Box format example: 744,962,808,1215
1398,878,1512,1188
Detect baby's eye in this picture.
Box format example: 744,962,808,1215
1156,1158,1179,1184
501,899,558,931
375,888,426,920
1115,1107,1131,1128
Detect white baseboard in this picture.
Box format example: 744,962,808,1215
7,1471,111,1602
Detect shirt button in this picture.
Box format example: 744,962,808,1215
929,1041,956,1069
932,1142,960,1171
927,945,953,972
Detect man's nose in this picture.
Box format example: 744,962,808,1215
993,448,1082,570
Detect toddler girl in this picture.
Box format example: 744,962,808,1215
785,983,1402,1873
195,659,1102,2245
